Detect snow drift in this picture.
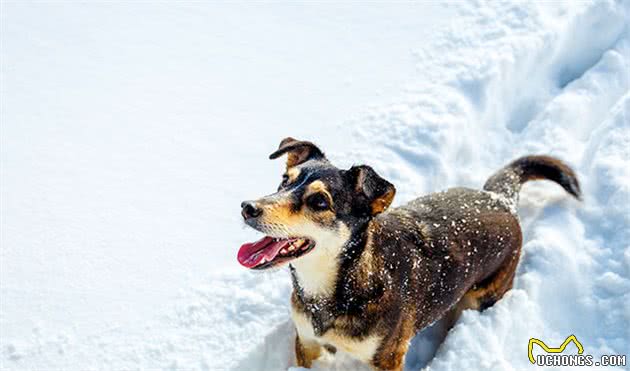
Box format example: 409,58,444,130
1,1,629,370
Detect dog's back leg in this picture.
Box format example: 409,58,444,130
463,244,521,311
439,241,522,336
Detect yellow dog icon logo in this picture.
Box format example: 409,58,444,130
528,335,584,364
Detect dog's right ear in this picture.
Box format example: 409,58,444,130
269,137,325,169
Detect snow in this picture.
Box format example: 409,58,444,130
1,1,629,370
0,0,451,357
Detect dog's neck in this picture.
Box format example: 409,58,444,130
289,221,372,298
290,250,340,297
289,242,345,297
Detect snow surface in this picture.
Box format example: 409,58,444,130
1,1,629,370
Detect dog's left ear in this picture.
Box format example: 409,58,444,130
346,165,396,216
269,137,326,169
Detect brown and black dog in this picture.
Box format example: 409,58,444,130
237,137,580,370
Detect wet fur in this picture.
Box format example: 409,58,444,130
242,138,580,371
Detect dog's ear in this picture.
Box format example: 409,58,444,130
346,165,396,216
269,137,325,169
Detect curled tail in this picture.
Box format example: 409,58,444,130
483,155,581,204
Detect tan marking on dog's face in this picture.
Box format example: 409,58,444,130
251,180,350,295
286,167,301,183
303,180,336,225
255,194,299,236
254,183,336,237
305,180,329,196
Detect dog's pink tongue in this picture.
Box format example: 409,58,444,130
237,236,288,268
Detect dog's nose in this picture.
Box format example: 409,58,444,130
241,201,262,220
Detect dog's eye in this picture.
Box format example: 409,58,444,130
306,193,330,211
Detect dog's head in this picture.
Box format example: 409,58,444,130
238,137,395,270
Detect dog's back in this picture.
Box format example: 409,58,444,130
373,155,580,331
374,187,520,329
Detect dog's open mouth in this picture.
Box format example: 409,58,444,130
237,236,315,269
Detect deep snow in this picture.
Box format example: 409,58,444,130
1,1,629,370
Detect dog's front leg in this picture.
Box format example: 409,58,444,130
295,334,323,368
370,347,406,371
370,319,414,371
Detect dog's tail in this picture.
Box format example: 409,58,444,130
483,155,581,205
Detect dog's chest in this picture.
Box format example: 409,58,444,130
290,305,382,363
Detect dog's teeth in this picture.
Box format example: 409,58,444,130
260,257,267,264
288,245,295,251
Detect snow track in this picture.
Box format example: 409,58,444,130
2,1,629,370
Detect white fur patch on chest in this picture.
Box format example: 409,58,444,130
291,307,382,363
290,222,350,296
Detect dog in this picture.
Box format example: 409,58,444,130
237,137,580,370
